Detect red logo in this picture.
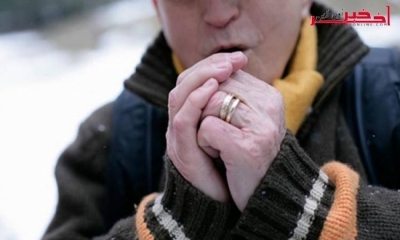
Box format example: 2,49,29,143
311,6,391,26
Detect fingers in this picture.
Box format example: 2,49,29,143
166,52,248,203
172,78,219,151
198,115,281,211
200,146,220,159
197,70,287,212
167,78,231,202
200,71,277,129
218,71,272,109
169,52,248,122
201,91,253,129
197,116,244,163
202,71,284,129
177,52,248,85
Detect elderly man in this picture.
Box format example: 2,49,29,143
43,0,400,239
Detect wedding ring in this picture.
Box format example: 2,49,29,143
220,94,234,120
225,98,240,123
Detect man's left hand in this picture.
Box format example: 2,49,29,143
198,70,286,211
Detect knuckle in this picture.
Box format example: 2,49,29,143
201,116,215,128
241,107,253,125
264,125,283,149
209,53,222,63
198,116,216,137
247,141,263,159
186,92,198,108
208,91,224,109
265,94,284,115
168,89,179,108
240,139,263,161
176,73,186,85
209,53,228,65
268,125,280,139
270,102,281,115
172,115,188,132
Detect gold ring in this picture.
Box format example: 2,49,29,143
220,94,234,120
225,98,240,123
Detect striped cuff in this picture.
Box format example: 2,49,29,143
319,162,359,239
135,156,240,240
136,193,191,240
232,132,336,240
136,193,158,240
290,169,330,239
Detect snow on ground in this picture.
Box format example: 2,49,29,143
0,1,158,239
0,0,399,239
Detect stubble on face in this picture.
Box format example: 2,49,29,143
156,0,307,83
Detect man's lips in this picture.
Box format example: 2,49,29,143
211,45,248,55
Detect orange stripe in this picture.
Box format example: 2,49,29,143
135,193,159,240
319,162,360,240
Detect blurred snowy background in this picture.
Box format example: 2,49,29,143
0,0,399,239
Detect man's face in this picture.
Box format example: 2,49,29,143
153,0,311,83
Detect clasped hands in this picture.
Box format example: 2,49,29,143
166,52,286,211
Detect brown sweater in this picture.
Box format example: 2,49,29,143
43,2,400,240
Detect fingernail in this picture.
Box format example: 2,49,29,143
213,61,229,69
230,51,243,60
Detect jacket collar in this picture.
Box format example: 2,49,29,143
311,2,369,108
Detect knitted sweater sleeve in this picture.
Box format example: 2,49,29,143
230,132,400,240
134,158,241,240
139,132,400,240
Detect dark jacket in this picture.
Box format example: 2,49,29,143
43,3,400,240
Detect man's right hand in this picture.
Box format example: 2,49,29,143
166,52,248,203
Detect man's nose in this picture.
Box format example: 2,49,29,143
203,0,239,28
